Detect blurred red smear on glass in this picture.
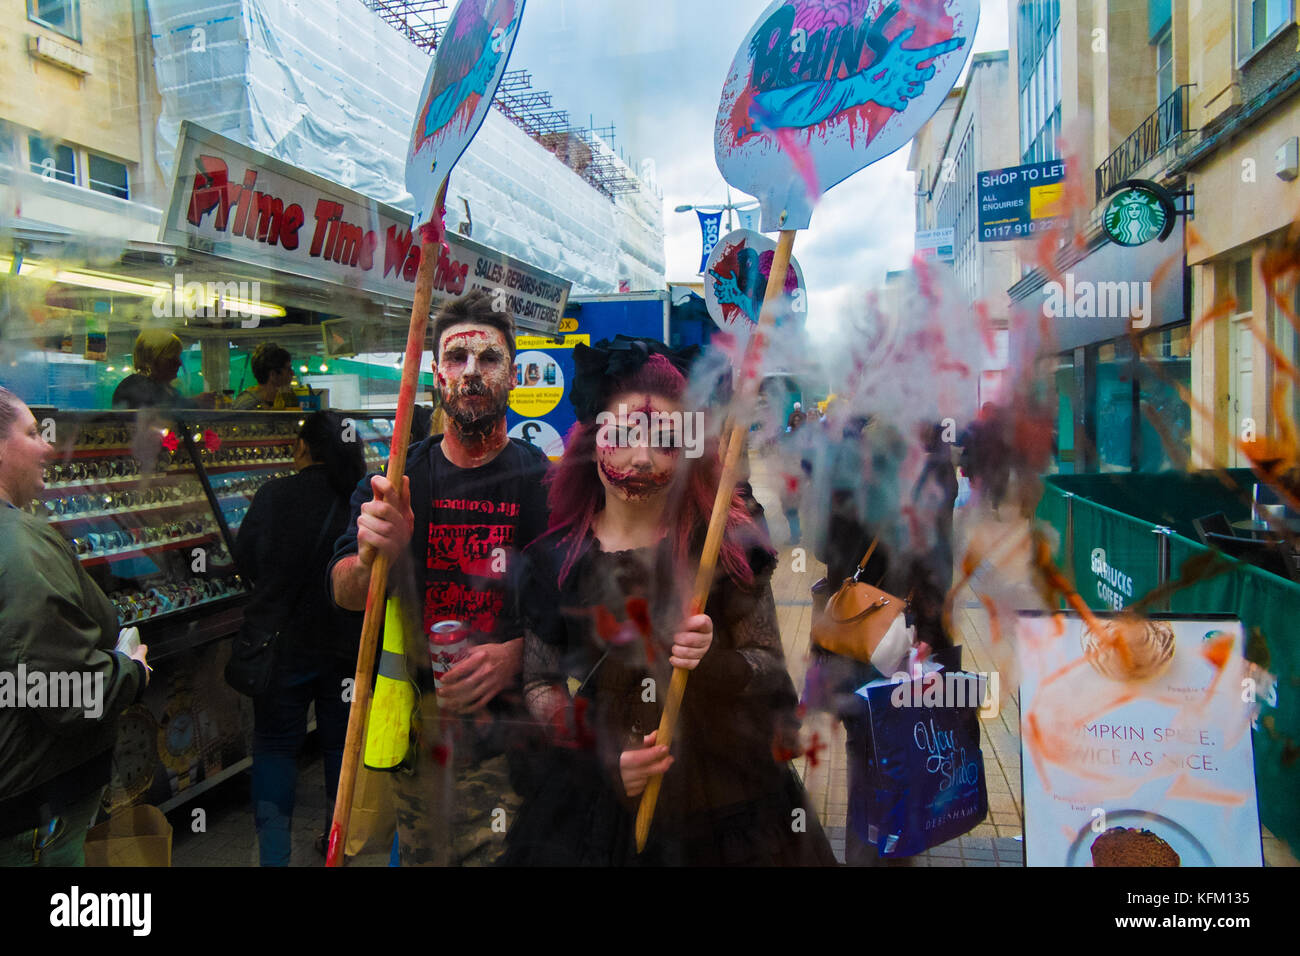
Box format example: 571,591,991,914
1009,405,1056,475
624,596,659,665
592,604,620,643
583,599,657,664
202,429,221,453
161,431,180,453
974,300,997,356
552,696,595,750
625,596,651,635
913,255,938,303
1202,632,1234,672
804,731,826,768
771,729,825,768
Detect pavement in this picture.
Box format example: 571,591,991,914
165,451,1297,868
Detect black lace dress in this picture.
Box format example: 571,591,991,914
500,531,836,866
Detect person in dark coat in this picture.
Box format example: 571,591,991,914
234,410,364,866
502,337,835,866
806,416,956,866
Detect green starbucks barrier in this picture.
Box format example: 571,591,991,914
1036,480,1300,858
1064,494,1163,612
1046,470,1255,541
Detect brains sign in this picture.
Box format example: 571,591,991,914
406,0,524,227
716,0,977,231
704,229,807,341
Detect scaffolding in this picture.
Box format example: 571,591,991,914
362,0,447,52
364,0,644,201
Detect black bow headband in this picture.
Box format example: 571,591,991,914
569,336,701,424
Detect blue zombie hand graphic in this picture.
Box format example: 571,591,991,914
709,246,766,323
421,14,520,142
742,2,965,136
710,270,759,324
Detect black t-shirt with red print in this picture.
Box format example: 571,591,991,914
420,440,550,643
330,435,550,762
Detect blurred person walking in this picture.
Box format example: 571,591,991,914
805,416,955,866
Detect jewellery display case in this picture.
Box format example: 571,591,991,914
28,408,395,812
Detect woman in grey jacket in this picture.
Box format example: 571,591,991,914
0,387,150,866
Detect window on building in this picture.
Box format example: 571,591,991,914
28,135,75,185
88,154,129,200
1137,324,1192,471
1018,1,1062,163
27,0,81,43
1267,276,1300,433
1155,28,1174,104
1095,340,1136,472
1238,0,1294,62
1055,354,1075,472
1293,283,1300,428
1234,257,1254,315
1047,34,1057,113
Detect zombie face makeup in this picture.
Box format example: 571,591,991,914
436,322,514,438
595,391,682,503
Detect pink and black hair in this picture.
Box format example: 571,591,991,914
543,339,766,589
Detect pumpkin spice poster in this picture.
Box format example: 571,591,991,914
1017,614,1266,867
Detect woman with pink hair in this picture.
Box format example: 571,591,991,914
502,337,834,866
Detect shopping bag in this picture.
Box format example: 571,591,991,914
345,766,397,859
850,668,988,857
84,805,173,867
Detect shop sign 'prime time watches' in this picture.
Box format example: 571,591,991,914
160,122,567,335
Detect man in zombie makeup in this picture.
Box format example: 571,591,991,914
330,289,550,866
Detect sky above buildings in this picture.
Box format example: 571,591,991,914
508,0,1009,339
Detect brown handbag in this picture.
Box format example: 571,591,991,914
811,538,908,662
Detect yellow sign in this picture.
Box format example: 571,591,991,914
510,386,563,417
558,316,578,333
1030,182,1064,220
509,336,589,418
516,333,588,350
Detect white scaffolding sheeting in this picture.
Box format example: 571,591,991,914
146,0,665,294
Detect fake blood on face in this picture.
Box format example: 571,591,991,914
597,457,673,501
435,325,513,456
595,393,681,502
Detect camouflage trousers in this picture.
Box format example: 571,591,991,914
391,696,522,867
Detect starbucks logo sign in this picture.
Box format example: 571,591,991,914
1103,180,1176,247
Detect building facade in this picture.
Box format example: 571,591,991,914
1,1,162,237
2,0,666,409
909,51,1018,404
1002,0,1299,475
1176,0,1300,469
1006,0,1195,474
